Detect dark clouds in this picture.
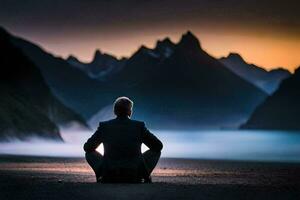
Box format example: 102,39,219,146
0,0,299,36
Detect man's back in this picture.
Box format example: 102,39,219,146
84,116,163,182
101,117,145,161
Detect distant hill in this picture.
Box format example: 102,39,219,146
11,33,113,119
90,32,268,129
220,53,291,94
0,28,87,141
241,66,300,130
67,50,126,80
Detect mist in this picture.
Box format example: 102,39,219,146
1,128,300,163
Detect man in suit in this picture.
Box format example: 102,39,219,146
84,96,163,183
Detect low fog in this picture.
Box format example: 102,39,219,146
1,127,300,162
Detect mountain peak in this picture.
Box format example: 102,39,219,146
178,31,202,51
182,31,198,40
67,55,79,62
295,66,300,74
134,45,149,54
154,37,176,58
227,53,244,61
93,49,103,58
156,37,174,47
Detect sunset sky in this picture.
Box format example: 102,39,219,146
0,0,299,72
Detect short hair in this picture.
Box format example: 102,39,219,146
113,96,133,116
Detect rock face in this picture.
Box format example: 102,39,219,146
67,50,126,80
0,28,87,141
90,32,267,129
241,67,300,130
220,53,291,94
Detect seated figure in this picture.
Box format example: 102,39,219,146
84,96,163,183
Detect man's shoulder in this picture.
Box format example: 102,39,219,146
129,119,144,126
98,118,145,127
98,119,115,126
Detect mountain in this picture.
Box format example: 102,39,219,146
67,37,176,81
220,53,291,94
10,33,113,119
0,28,87,141
8,28,268,129
67,50,126,80
241,66,300,130
90,31,268,129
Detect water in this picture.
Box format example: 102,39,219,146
158,130,300,162
0,129,300,162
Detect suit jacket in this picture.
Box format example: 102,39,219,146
84,116,163,170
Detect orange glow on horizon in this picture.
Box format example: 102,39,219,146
20,28,299,73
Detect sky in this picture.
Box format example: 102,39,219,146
0,0,299,71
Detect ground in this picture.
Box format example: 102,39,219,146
0,155,300,200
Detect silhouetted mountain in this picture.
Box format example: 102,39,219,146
67,38,176,81
10,33,113,119
90,31,268,129
66,55,84,70
220,53,291,94
241,66,300,130
67,50,126,80
153,37,176,58
0,28,87,141
8,28,268,129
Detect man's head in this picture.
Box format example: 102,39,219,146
113,96,133,118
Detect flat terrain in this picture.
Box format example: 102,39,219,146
0,155,300,200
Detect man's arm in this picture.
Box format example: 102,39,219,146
83,123,104,152
141,122,163,152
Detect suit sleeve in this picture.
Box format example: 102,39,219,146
83,123,104,152
141,122,163,152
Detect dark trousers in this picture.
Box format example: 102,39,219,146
85,150,161,182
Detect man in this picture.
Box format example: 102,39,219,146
84,96,163,183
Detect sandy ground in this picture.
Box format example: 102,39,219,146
0,155,300,200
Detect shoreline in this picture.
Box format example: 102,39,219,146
1,155,300,199
1,154,300,165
